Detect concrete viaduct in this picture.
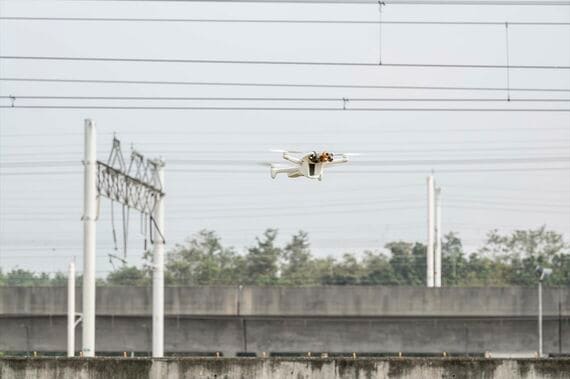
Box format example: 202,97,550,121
1,286,568,356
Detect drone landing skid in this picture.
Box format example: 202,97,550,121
270,166,299,179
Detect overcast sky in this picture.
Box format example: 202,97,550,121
0,0,569,276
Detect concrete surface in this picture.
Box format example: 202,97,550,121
2,286,568,317
1,357,570,379
1,286,568,355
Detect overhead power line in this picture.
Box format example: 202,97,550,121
2,105,568,111
3,77,568,93
2,95,569,102
1,16,569,26
2,156,569,168
16,0,569,5
2,145,570,158
1,167,569,176
1,55,569,70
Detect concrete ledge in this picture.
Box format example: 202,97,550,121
1,357,570,379
1,286,568,317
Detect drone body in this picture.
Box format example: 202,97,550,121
270,150,350,181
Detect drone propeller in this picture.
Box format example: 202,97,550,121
336,152,362,157
258,161,295,169
270,149,306,154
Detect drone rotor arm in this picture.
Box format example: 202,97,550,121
328,153,349,165
283,152,302,165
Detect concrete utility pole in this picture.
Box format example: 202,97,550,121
435,186,442,288
426,175,435,287
152,162,165,358
82,119,97,357
538,279,543,357
67,261,75,357
536,265,552,358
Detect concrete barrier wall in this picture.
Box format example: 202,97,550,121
1,286,568,317
1,315,568,354
239,286,569,317
1,286,569,355
1,358,570,379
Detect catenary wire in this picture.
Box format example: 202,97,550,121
2,156,569,167
2,95,569,102
2,77,568,93
1,16,569,25
0,140,570,149
1,167,569,176
9,0,569,6
2,146,570,159
1,55,569,70
1,105,569,111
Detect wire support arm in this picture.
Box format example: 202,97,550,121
96,161,164,214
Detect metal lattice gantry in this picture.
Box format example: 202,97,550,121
96,139,165,218
81,120,166,358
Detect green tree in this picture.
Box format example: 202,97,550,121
481,226,566,261
442,232,469,286
386,242,425,286
281,231,316,285
1,269,52,286
166,230,240,285
107,265,149,286
321,253,365,285
462,253,510,286
243,229,282,285
360,251,398,285
480,227,569,286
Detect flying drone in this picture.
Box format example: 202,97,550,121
269,150,357,181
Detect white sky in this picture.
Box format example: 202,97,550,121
0,0,569,276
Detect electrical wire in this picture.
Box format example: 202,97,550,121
10,0,568,5
1,55,569,69
445,198,570,209
3,196,567,212
447,205,570,214
3,145,570,160
1,167,569,176
2,138,569,147
2,77,568,92
2,95,569,102
2,105,568,111
1,16,570,26
2,156,569,168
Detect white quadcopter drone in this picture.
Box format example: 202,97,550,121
269,149,356,181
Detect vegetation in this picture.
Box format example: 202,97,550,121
1,226,568,287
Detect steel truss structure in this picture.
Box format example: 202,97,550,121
96,138,164,224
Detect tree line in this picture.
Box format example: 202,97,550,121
1,226,568,287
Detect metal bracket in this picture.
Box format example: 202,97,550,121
74,314,83,328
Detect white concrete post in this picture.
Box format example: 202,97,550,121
67,261,75,357
426,176,435,287
435,187,442,288
152,162,165,357
538,280,543,357
82,119,97,357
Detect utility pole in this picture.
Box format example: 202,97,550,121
152,161,165,358
538,279,543,357
536,265,552,358
82,119,97,357
435,186,442,288
426,175,435,287
81,119,165,357
67,261,75,357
